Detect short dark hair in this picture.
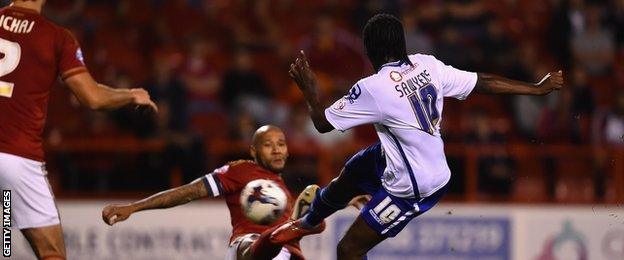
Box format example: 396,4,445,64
363,14,413,69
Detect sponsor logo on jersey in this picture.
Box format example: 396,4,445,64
389,62,419,82
390,71,402,82
0,85,14,98
400,63,417,75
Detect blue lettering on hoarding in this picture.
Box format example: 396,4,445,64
334,216,511,260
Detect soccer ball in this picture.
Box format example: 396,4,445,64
240,179,288,225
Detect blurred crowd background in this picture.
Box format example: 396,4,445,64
5,0,623,203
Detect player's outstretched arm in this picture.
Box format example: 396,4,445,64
64,71,158,112
101,177,208,225
289,50,334,133
474,71,563,96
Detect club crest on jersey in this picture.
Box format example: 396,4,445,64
345,84,361,104
390,71,402,82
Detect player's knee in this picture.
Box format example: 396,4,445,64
37,246,65,260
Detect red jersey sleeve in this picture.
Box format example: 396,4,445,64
57,28,87,80
201,160,254,197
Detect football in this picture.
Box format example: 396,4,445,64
240,179,288,225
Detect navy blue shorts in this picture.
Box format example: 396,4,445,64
343,142,448,237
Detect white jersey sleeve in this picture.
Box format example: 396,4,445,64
433,57,478,100
324,82,382,131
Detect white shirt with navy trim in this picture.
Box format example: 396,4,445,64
325,54,478,198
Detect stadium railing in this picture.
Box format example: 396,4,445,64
46,138,624,203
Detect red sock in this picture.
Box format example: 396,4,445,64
250,225,284,260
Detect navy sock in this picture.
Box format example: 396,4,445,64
301,187,347,227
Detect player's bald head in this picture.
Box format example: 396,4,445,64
250,125,288,172
252,125,285,146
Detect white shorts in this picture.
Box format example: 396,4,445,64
225,233,291,260
0,152,60,229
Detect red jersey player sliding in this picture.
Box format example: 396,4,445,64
0,1,157,260
102,125,367,260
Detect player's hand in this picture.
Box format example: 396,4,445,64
289,50,319,96
130,88,158,112
102,204,134,226
348,195,371,210
534,70,564,95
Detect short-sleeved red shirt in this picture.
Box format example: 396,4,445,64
202,161,305,258
203,161,295,242
0,6,87,161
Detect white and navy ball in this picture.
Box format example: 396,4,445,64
240,179,288,225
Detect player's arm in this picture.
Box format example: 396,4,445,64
64,71,158,112
348,195,372,210
102,176,212,225
288,51,334,133
474,71,564,96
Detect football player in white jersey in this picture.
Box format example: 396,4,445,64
271,14,563,259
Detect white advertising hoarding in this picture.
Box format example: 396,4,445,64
6,202,624,260
514,206,624,260
9,201,331,260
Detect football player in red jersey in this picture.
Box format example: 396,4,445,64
102,125,368,260
0,1,157,259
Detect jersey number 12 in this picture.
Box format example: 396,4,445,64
0,37,21,98
408,84,439,135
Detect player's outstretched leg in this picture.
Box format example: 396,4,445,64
301,174,356,227
290,185,320,221
22,225,67,260
238,185,320,260
270,169,362,244
336,216,385,260
242,224,304,260
271,143,384,244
